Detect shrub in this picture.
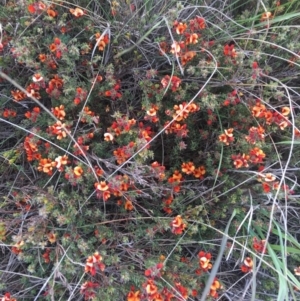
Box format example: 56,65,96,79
1,0,300,300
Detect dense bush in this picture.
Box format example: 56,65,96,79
1,0,300,300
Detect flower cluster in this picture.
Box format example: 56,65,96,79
74,87,88,105
161,75,182,92
84,251,105,276
251,100,290,130
107,117,136,137
231,153,250,169
49,37,65,60
145,104,160,123
172,102,200,121
257,172,291,194
170,215,187,235
2,108,17,118
45,74,64,98
168,170,183,193
245,126,265,144
223,90,240,106
48,121,70,140
23,135,42,161
209,278,223,298
223,43,237,58
25,107,41,122
94,181,111,201
95,32,110,51
170,17,206,67
181,162,206,179
164,121,189,138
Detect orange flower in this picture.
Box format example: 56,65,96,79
251,101,266,117
218,133,228,145
49,43,57,52
244,257,253,268
52,105,66,120
70,7,84,17
38,158,55,175
232,153,249,169
173,103,189,121
146,104,159,116
28,2,47,14
171,215,187,235
193,166,206,179
168,170,183,183
279,120,289,130
187,33,199,45
261,182,271,193
198,251,212,271
170,41,181,55
263,173,276,182
104,133,114,141
94,181,109,191
54,155,68,171
127,290,141,301
174,283,188,300
11,90,27,102
224,128,234,137
47,8,57,17
74,166,84,178
261,12,272,22
249,147,266,164
32,73,44,82
95,33,109,51
180,51,197,66
209,278,222,298
38,53,47,62
80,281,99,300
2,109,17,118
245,126,265,144
181,162,195,175
124,199,134,211
28,4,36,14
144,279,158,296
219,128,234,145
48,121,68,140
47,232,56,243
174,22,187,35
